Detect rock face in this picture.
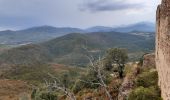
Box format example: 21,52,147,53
143,53,155,68
156,0,170,99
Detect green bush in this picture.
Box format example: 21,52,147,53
128,68,162,100
72,80,85,94
135,71,158,88
78,72,100,89
31,89,58,100
128,86,162,100
72,68,112,93
40,92,58,100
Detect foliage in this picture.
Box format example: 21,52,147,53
103,58,112,71
128,66,162,100
57,72,77,90
30,68,84,100
73,70,101,91
128,86,162,100
138,57,143,66
104,48,128,78
3,64,56,85
31,89,37,99
39,92,58,100
106,48,128,65
135,71,158,88
72,57,114,98
31,89,58,100
0,32,154,66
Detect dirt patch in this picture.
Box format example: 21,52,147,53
0,79,31,100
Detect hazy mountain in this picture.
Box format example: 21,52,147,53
0,31,155,66
86,26,113,32
19,26,84,33
85,22,155,33
0,26,85,45
0,22,155,45
113,22,155,33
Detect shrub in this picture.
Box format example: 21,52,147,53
135,71,158,88
31,89,58,100
128,86,162,100
40,92,58,100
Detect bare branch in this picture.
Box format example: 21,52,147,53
83,55,113,100
45,74,76,100
80,80,103,86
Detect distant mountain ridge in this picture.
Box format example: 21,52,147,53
0,22,155,45
86,26,113,32
86,22,155,33
113,22,155,33
0,26,85,45
19,25,84,33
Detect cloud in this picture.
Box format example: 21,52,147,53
79,0,145,12
0,0,161,30
0,0,73,29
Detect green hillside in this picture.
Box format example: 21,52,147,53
0,44,12,54
0,32,155,66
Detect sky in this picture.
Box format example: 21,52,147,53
0,0,161,30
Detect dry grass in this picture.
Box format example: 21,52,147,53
0,79,31,100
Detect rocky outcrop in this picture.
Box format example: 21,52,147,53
143,53,155,68
118,63,138,100
156,0,170,99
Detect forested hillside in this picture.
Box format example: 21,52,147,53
0,32,154,66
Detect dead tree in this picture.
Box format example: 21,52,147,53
81,56,113,100
45,73,76,100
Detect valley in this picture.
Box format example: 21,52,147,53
0,24,158,100
0,31,155,66
0,0,163,99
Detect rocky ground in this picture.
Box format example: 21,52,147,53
118,63,139,100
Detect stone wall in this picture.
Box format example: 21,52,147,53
156,0,170,99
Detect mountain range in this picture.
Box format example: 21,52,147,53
86,22,155,33
0,26,85,45
0,31,155,66
0,22,155,45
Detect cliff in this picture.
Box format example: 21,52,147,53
143,53,155,68
156,0,170,99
